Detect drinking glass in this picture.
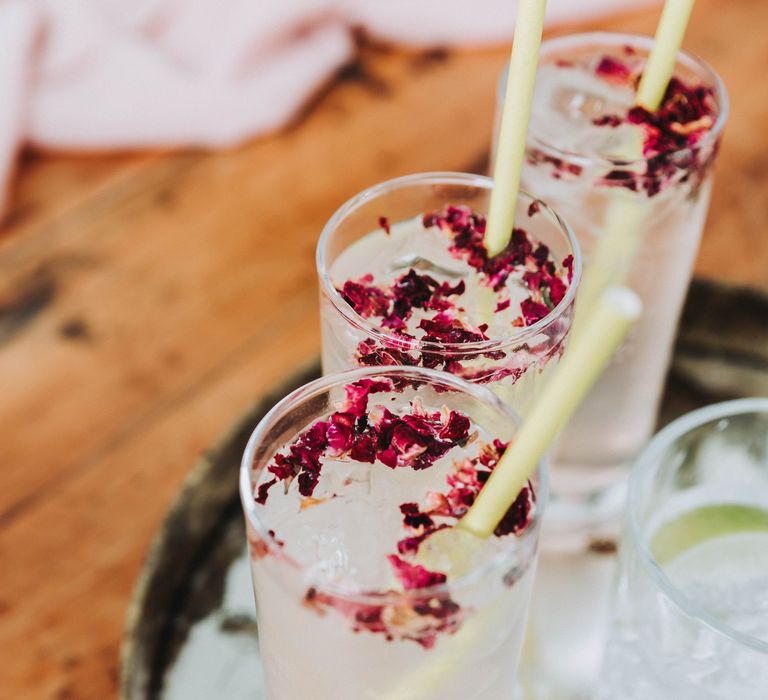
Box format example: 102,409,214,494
497,32,728,515
494,33,729,698
316,172,581,418
240,366,547,699
599,398,768,699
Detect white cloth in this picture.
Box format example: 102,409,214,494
0,0,656,218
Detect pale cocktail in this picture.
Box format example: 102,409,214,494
240,367,546,699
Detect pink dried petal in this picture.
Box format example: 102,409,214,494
268,453,298,481
327,412,355,455
377,446,398,469
595,56,631,82
400,502,435,529
494,483,534,536
388,555,447,590
592,114,623,127
521,299,550,325
350,434,376,463
548,276,568,307
255,478,278,505
438,411,470,442
391,423,429,462
344,378,393,417
562,255,574,283
339,279,390,319
396,524,449,555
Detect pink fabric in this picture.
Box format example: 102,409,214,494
0,0,656,218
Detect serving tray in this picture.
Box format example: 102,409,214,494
119,279,768,700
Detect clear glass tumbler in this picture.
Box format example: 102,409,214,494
239,366,547,700
497,32,728,515
493,32,729,699
316,172,581,419
599,398,768,699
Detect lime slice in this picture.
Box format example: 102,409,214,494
651,504,768,564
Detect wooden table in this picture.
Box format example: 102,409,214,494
1,1,766,697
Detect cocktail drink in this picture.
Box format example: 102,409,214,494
316,173,581,418
599,398,768,699
491,31,729,697
497,32,728,511
239,366,546,699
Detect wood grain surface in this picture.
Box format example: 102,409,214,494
1,1,766,698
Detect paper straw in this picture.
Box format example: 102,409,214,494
484,0,547,257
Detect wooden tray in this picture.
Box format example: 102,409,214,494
119,280,768,700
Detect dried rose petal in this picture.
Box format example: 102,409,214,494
595,55,631,82
387,555,447,590
494,485,533,537
521,299,550,325
592,114,622,128
344,378,393,417
327,412,355,455
338,205,569,379
339,278,390,319
419,312,488,346
562,254,574,283
248,533,270,559
305,584,461,648
396,524,449,555
400,502,435,529
255,477,278,505
392,438,531,557
349,432,377,463
438,411,470,442
589,66,719,197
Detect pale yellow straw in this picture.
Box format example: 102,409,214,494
484,0,547,257
571,0,696,337
379,591,505,699
460,287,642,538
637,0,696,111
395,288,641,700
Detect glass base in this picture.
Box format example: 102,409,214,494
544,458,630,547
518,532,620,700
517,464,626,700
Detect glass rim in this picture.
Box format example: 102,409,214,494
628,397,768,655
239,365,548,604
315,171,582,354
510,31,729,169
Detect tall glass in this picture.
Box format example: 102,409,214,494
600,398,768,699
239,366,546,699
494,32,729,699
497,32,728,513
316,172,581,418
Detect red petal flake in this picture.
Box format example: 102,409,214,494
589,64,719,197
595,55,631,83
338,205,571,381
255,382,472,502
387,555,447,590
521,299,550,325
340,278,390,319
